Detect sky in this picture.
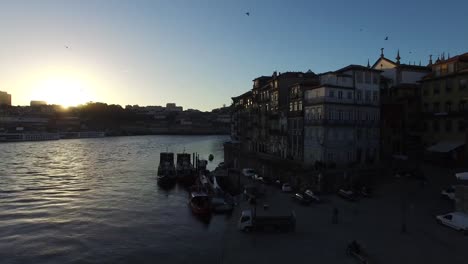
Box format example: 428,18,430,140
0,0,467,110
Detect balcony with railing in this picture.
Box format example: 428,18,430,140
305,96,354,105
304,118,379,126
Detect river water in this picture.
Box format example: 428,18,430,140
0,135,231,264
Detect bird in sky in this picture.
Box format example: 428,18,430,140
65,45,69,49
384,36,388,40
245,12,250,16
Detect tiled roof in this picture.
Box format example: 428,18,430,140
397,64,430,71
335,64,382,73
432,52,468,66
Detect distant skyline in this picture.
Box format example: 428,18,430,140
1,0,467,110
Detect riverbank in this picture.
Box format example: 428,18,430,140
0,131,229,143
219,164,468,264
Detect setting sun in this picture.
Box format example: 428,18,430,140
32,75,94,107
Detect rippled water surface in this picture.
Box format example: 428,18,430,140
0,135,230,264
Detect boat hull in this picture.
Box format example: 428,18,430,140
157,173,176,187
190,201,211,215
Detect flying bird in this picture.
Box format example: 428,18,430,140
65,45,69,49
245,12,250,16
384,36,388,40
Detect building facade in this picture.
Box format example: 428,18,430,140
287,80,318,162
0,91,12,106
303,65,381,166
420,52,468,164
372,50,431,160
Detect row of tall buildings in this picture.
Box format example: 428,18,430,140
230,50,468,168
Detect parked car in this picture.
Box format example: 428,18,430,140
441,186,455,200
338,189,357,201
436,212,468,234
242,168,256,179
275,179,282,187
292,193,312,205
304,189,321,203
254,174,264,182
282,183,292,192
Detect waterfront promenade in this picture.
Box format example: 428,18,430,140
220,165,468,264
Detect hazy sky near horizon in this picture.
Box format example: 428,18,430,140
0,0,467,110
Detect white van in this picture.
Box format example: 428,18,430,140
436,212,468,234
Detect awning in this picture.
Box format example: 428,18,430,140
426,141,465,153
455,172,468,181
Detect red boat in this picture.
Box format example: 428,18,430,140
189,192,211,215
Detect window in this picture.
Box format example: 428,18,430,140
433,120,439,132
365,91,371,102
423,103,429,112
298,101,302,111
290,102,293,111
448,63,454,73
357,91,362,101
433,102,440,112
372,91,378,102
460,79,467,90
445,120,452,132
372,73,378,84
460,100,466,111
347,91,352,99
293,102,297,111
459,120,466,132
446,79,452,92
339,110,343,120
365,71,371,84
445,101,452,112
356,72,363,83
338,91,343,99
423,86,429,96
441,64,448,75
329,90,335,97
357,129,362,139
433,82,440,94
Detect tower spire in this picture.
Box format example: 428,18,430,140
429,54,433,65
380,48,384,58
396,49,401,64
367,59,370,68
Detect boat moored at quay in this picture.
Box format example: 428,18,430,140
157,152,177,187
